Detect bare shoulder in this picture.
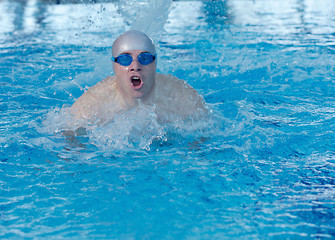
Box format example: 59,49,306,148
154,73,206,116
86,75,116,97
155,73,199,93
71,76,121,119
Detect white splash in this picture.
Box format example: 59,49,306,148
117,0,173,39
40,103,221,152
88,103,167,151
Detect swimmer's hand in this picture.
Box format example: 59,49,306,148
62,127,87,137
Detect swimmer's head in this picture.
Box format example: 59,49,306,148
112,30,156,57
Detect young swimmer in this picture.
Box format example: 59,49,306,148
71,30,206,124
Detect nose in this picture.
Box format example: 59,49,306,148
129,58,142,72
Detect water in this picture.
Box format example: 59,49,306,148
1,0,335,239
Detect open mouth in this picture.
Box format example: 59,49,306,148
130,76,143,89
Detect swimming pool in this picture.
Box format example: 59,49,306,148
1,0,335,238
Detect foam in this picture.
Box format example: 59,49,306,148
88,103,167,151
41,103,220,152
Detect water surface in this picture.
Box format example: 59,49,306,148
1,0,335,239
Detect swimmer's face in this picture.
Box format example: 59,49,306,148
114,49,156,102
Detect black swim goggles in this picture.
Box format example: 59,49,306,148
112,52,156,66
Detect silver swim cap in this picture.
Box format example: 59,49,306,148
112,30,156,57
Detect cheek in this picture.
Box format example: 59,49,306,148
114,65,127,78
145,64,156,76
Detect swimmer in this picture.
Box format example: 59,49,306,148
71,30,206,124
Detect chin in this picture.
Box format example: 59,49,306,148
131,91,145,99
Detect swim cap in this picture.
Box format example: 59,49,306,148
112,30,156,57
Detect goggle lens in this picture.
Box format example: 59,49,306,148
112,52,156,66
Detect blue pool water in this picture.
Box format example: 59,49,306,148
1,0,335,238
